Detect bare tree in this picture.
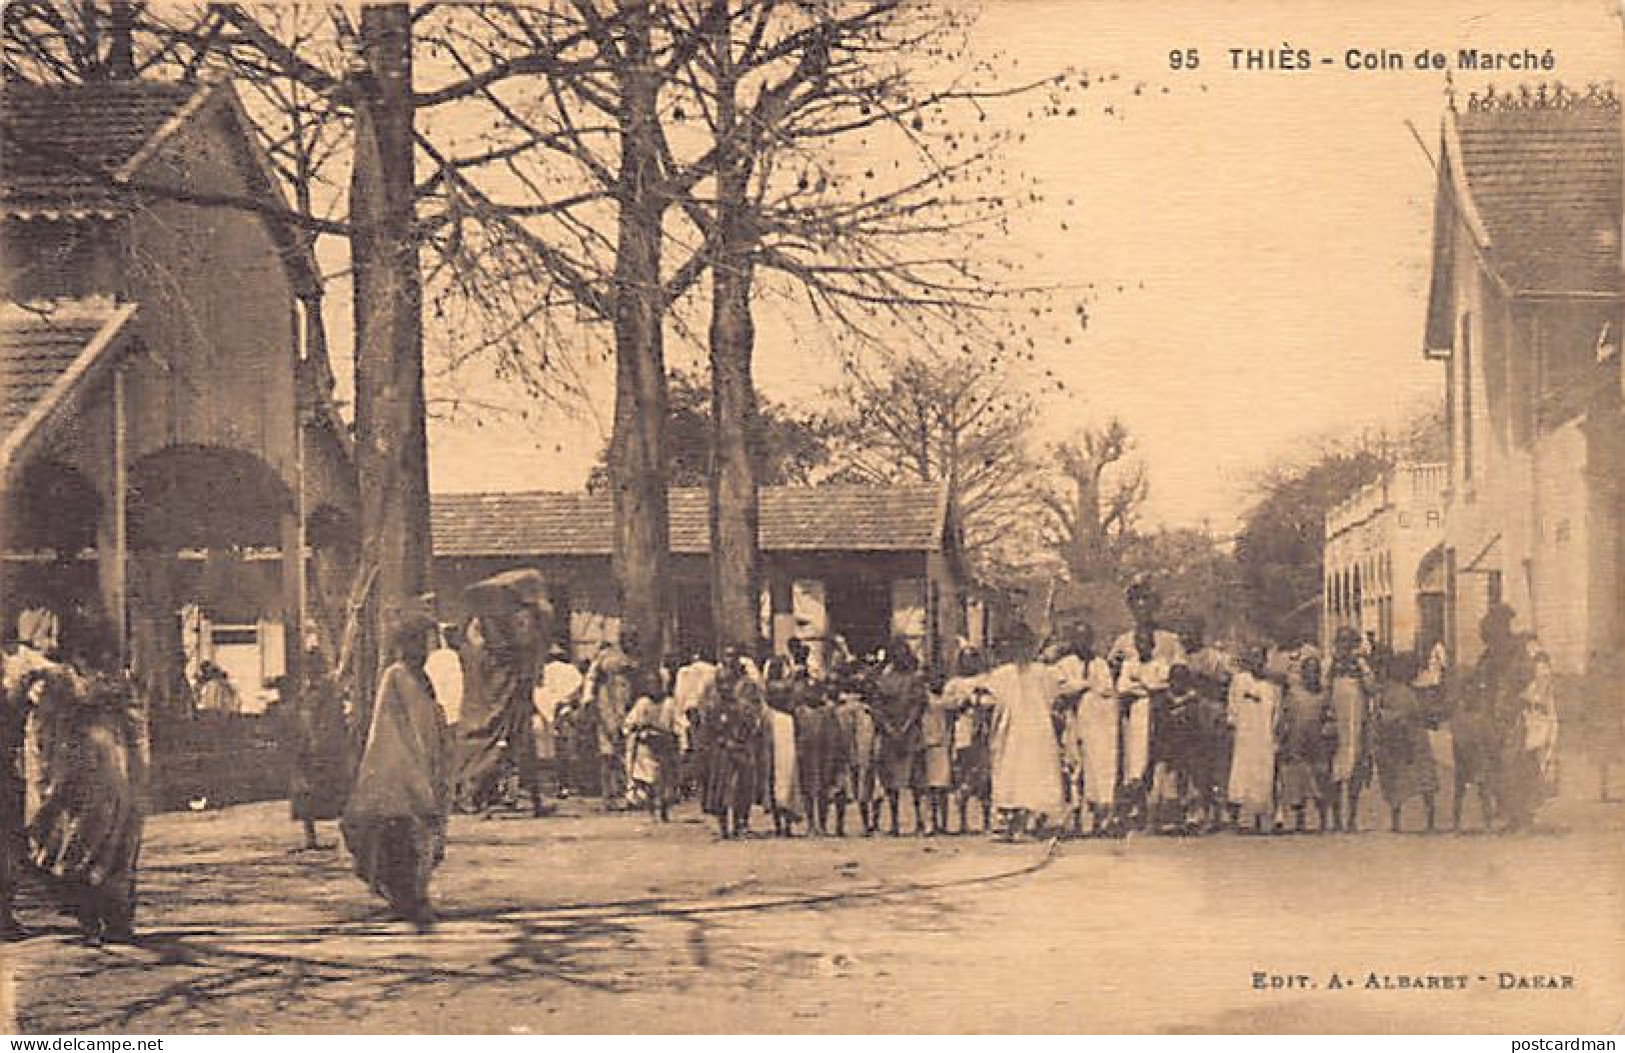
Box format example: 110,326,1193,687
3,0,641,701
655,0,1067,653
1039,418,1149,583
824,343,1040,572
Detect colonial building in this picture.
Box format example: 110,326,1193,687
0,78,356,717
431,483,965,671
1421,83,1623,677
1323,463,1448,656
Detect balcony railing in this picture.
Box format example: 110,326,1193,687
1325,462,1447,539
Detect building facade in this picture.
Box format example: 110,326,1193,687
0,79,356,713
1420,84,1623,679
1323,463,1448,656
431,483,965,672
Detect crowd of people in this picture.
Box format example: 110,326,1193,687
539,578,1568,846
0,570,1597,943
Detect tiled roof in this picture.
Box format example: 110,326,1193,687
0,80,204,218
1451,93,1622,294
431,484,949,558
0,299,137,476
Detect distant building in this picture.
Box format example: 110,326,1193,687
431,483,965,671
1419,84,1623,677
0,79,355,711
1323,463,1448,656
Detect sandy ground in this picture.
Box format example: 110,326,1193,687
5,771,1624,1035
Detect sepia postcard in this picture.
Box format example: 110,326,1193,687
0,0,1621,1038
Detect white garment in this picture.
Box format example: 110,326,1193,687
1053,654,1089,696
1523,653,1559,773
1077,657,1120,808
768,707,800,814
536,660,583,723
424,646,464,726
986,662,1065,815
1227,671,1279,815
674,661,718,710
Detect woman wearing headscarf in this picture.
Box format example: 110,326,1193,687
342,607,450,931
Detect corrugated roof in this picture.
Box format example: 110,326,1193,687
0,299,137,478
432,484,949,558
1451,90,1622,294
0,80,205,218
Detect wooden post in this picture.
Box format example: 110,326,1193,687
113,364,129,664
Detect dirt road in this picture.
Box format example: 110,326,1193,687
8,787,1623,1034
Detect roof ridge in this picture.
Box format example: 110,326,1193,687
114,78,221,182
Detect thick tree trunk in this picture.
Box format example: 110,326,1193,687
705,15,763,659
105,1,135,79
348,3,429,723
608,0,671,668
708,239,761,657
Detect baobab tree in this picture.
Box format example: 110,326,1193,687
1039,418,1150,583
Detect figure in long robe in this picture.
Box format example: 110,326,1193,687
762,658,802,836
872,644,928,836
1075,654,1121,831
1473,612,1541,832
588,639,637,809
703,658,765,838
342,612,449,931
282,644,350,850
28,660,146,944
1372,652,1439,833
0,611,56,941
986,624,1065,838
1326,627,1373,832
455,601,546,816
1225,657,1279,832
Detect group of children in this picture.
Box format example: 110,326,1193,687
573,585,1563,844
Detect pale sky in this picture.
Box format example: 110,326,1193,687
405,0,1624,533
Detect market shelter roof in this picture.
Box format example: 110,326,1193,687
0,298,138,482
431,483,952,559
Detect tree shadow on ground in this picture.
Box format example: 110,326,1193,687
18,908,660,1033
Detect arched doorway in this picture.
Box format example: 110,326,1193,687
1415,544,1446,657
0,458,103,647
127,444,296,713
